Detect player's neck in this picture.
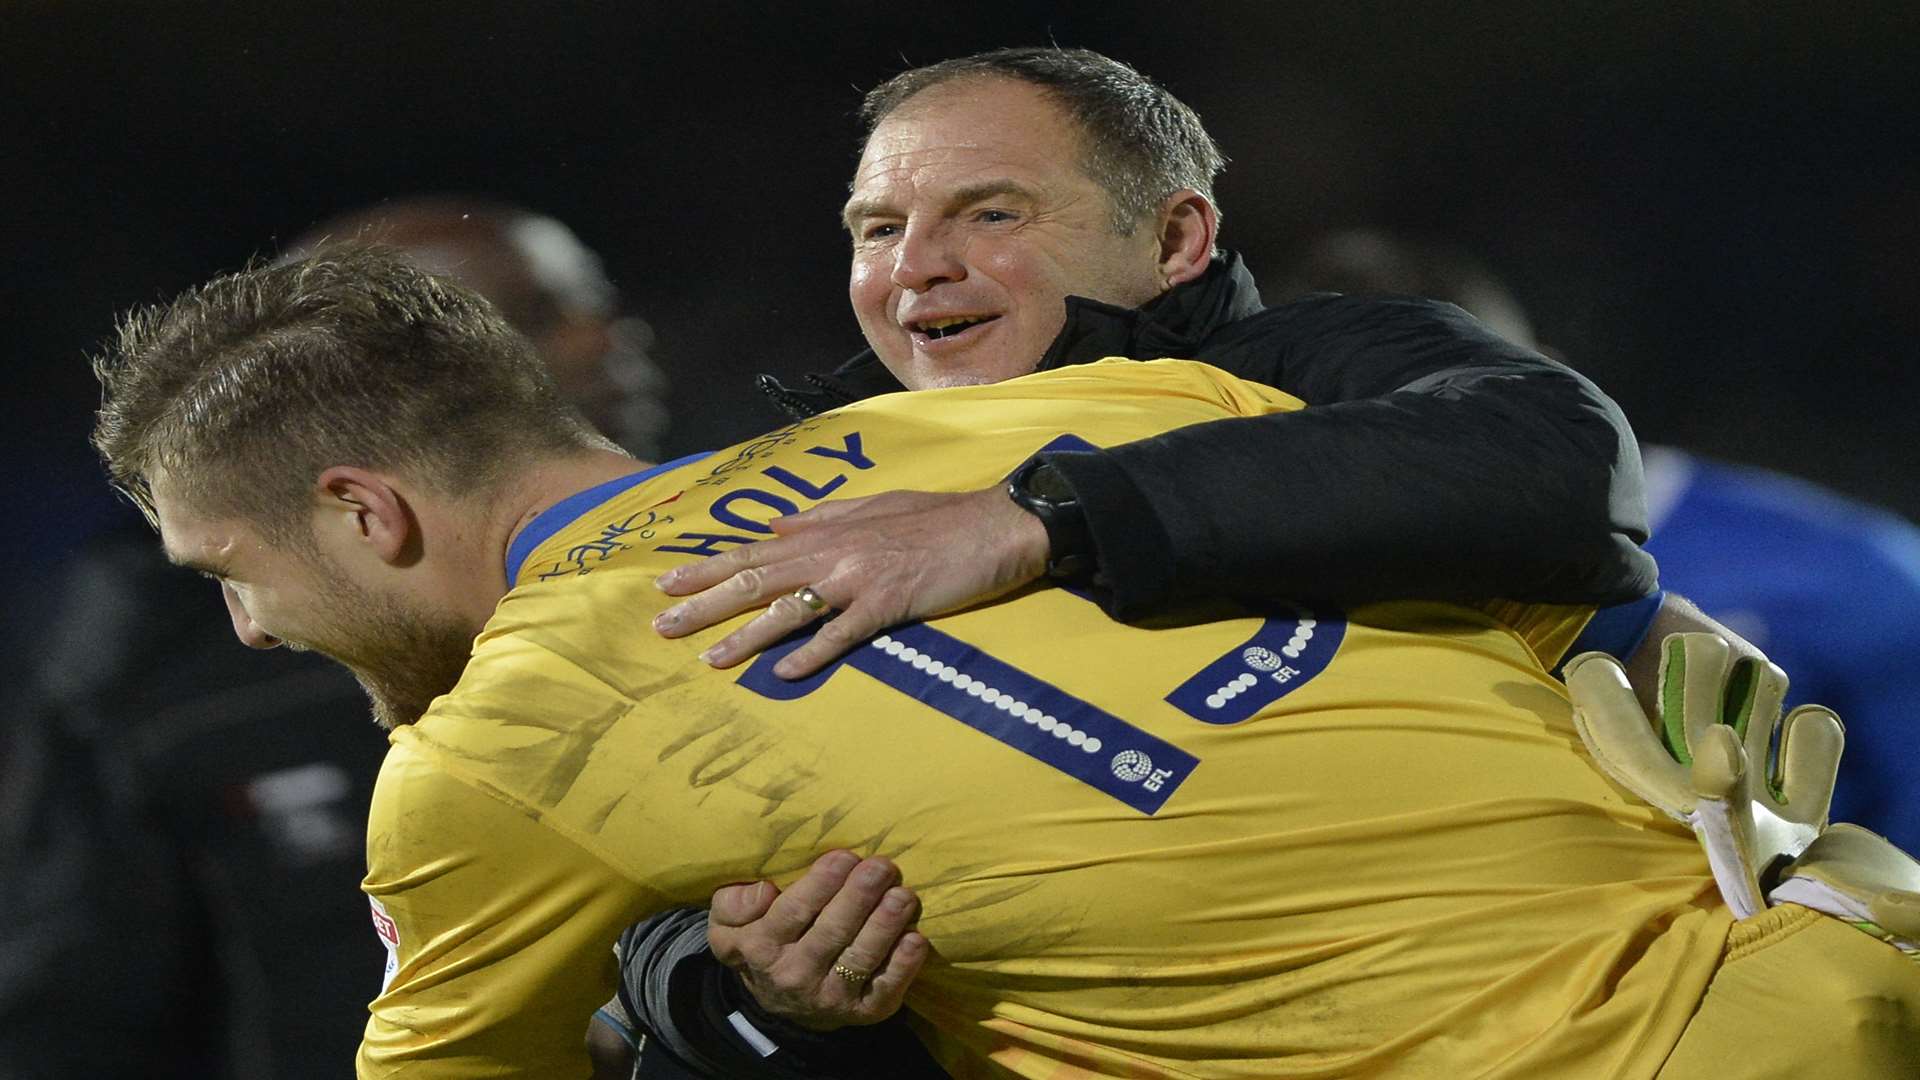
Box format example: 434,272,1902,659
493,447,654,580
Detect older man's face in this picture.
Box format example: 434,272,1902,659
845,77,1166,390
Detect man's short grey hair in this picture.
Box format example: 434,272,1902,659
860,47,1227,235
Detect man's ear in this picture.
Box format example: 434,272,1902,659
1153,189,1218,288
314,466,416,566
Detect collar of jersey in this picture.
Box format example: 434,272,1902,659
505,450,715,583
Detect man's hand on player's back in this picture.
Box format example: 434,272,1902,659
654,488,1047,679
711,850,929,1031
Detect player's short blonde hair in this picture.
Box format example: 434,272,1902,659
93,244,610,542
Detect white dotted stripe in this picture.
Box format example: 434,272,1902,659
1283,619,1316,658
873,636,1103,753
1206,616,1317,710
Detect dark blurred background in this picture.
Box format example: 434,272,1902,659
6,1,1918,636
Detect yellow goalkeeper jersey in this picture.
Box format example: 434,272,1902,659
358,359,1728,1079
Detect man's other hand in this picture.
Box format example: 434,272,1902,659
708,850,929,1031
653,487,1048,678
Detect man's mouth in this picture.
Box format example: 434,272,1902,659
910,314,999,340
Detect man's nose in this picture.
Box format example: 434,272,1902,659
890,220,966,293
222,582,281,650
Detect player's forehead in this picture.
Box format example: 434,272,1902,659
150,473,251,571
155,508,231,571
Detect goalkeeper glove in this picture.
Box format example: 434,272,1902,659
1563,632,1843,917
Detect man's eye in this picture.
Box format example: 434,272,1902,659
976,209,1017,224
861,223,901,240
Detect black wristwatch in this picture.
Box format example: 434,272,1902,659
1006,456,1096,582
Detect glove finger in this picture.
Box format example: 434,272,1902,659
1774,704,1843,825
1721,657,1789,770
1688,722,1747,803
1565,651,1695,816
1660,634,1733,765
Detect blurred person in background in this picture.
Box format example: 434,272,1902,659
0,195,668,1079
293,198,670,461
1273,227,1920,851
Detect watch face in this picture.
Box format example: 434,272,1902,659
1028,462,1077,503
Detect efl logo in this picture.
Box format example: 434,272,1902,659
1241,646,1284,672
1110,749,1154,782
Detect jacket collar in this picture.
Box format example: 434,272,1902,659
757,251,1264,418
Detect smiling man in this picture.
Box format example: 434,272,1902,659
656,47,1654,683
841,76,1199,390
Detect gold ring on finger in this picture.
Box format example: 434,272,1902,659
830,962,871,985
793,585,830,614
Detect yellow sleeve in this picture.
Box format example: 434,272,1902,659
356,740,658,1079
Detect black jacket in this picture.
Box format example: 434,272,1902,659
759,251,1656,618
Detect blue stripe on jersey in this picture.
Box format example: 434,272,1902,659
505,451,715,581
1553,590,1663,677
1033,432,1099,456
737,623,1199,815
1165,610,1346,724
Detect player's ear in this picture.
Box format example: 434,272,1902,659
1153,189,1217,288
314,465,416,566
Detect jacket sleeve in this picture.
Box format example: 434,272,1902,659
1043,294,1656,620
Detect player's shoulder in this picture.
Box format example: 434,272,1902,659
1664,447,1902,530
1659,448,1920,585
369,727,487,827
381,696,587,836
